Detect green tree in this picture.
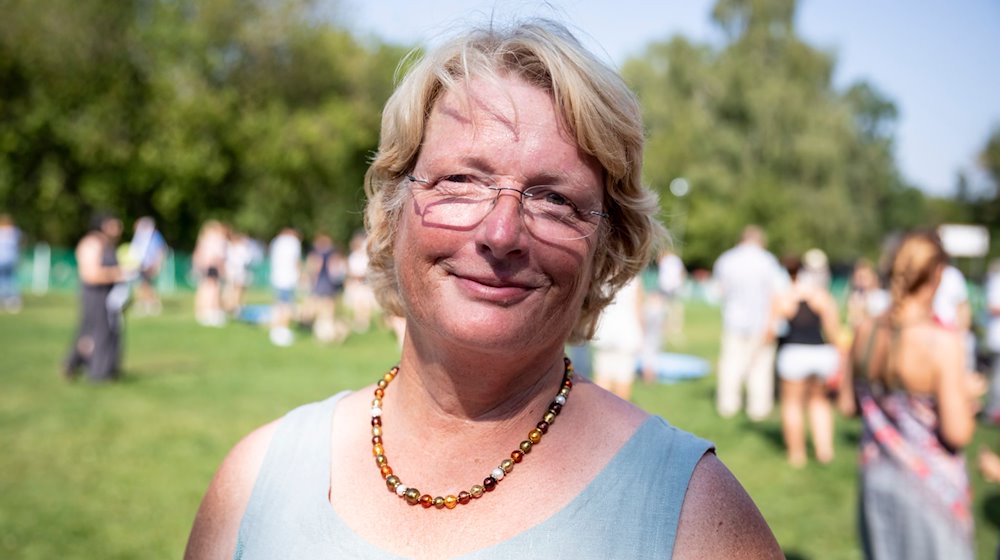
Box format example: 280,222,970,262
0,0,407,249
623,0,926,268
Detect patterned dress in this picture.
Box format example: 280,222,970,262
856,380,973,559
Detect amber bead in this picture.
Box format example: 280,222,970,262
536,421,549,434
542,412,556,424
445,495,458,509
500,459,514,473
519,440,533,454
371,417,382,426
433,497,445,509
384,372,395,383
458,491,471,504
375,454,387,467
419,494,434,508
404,488,421,505
380,465,393,477
528,429,542,444
563,378,573,389
511,450,524,463
470,485,485,498
374,388,384,399
372,444,384,456
385,475,400,491
483,477,497,492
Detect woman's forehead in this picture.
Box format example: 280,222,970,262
420,78,599,179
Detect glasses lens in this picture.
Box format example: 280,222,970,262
522,186,601,240
410,176,603,241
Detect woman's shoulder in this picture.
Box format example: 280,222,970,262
184,392,352,560
184,419,282,559
673,454,783,559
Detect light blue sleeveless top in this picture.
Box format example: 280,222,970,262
235,392,713,559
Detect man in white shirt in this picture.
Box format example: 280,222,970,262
712,225,784,421
933,263,975,370
268,228,302,346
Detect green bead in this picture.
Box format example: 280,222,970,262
470,485,485,498
500,458,514,473
519,440,532,454
404,488,421,505
385,475,400,491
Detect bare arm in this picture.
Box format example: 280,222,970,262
818,292,842,346
838,320,869,417
77,236,121,285
673,453,783,559
935,330,976,449
184,421,279,560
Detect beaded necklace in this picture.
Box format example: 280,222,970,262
370,356,575,510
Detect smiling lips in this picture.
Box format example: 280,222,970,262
451,272,541,304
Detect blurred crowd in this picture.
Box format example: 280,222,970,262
3,207,1000,555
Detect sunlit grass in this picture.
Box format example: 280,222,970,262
0,293,997,559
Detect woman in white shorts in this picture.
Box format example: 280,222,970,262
773,253,842,468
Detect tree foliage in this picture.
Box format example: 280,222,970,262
623,0,927,267
3,0,976,266
0,0,407,248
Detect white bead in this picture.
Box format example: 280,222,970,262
554,395,567,405
491,467,505,481
371,406,382,417
395,484,407,496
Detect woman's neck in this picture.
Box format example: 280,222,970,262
393,335,567,424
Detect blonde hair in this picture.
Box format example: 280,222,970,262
886,230,948,325
363,19,664,342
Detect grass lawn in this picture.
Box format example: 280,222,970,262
1,293,999,559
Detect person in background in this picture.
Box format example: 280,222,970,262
344,231,377,333
127,216,167,316
638,258,663,382
185,19,780,559
712,224,784,421
0,213,22,313
304,232,346,344
64,212,127,382
839,230,977,560
982,258,1000,423
193,220,228,327
268,227,301,347
847,257,889,331
658,246,687,346
773,254,841,468
593,276,644,400
222,229,255,317
933,260,977,373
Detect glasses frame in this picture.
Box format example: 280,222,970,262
406,174,608,241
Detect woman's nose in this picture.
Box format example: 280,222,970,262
476,190,528,258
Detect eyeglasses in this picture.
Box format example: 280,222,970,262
406,174,608,241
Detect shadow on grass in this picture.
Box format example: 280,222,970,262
983,492,1000,530
783,550,810,560
742,418,786,453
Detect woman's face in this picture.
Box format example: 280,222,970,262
394,76,604,353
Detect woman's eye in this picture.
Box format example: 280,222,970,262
542,192,571,206
440,174,476,185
